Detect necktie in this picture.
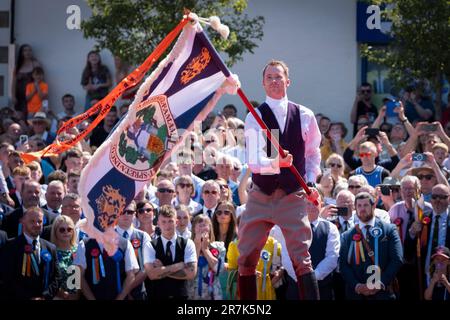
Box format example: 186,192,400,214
32,239,40,263
406,210,414,229
123,231,129,239
207,209,212,218
432,215,440,250
166,241,173,262
365,225,371,239
344,221,349,232
310,223,316,233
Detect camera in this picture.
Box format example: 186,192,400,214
422,124,437,132
336,207,348,216
412,153,427,162
19,135,28,146
365,128,379,137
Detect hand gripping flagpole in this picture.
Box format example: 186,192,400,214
236,88,319,206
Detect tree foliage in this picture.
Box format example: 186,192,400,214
81,0,264,67
361,0,450,116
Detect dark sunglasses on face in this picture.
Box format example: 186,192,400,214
122,210,136,215
390,187,400,193
203,190,218,195
205,140,216,144
178,183,193,189
431,194,449,200
417,174,434,181
58,227,74,233
138,208,153,214
348,185,361,190
158,188,175,193
329,163,342,168
216,210,231,216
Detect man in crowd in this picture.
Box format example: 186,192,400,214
340,192,403,300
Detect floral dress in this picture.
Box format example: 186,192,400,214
56,245,78,294
188,241,226,300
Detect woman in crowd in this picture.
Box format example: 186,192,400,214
212,201,238,299
321,122,348,159
188,214,226,300
136,200,157,239
216,178,233,203
325,153,347,183
51,215,80,300
81,51,112,111
316,170,337,205
12,44,42,120
172,175,202,214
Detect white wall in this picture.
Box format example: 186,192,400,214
219,0,358,130
14,0,114,113
13,0,358,131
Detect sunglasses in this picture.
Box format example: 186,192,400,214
219,184,229,189
158,188,175,193
58,227,74,233
417,174,434,181
205,140,216,144
329,163,342,168
138,208,153,214
122,210,136,216
390,187,400,193
203,190,218,195
178,183,193,189
431,194,449,200
216,210,231,216
361,89,371,94
359,152,372,158
348,185,361,190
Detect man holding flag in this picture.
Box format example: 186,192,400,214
238,60,322,300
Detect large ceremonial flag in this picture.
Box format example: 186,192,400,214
78,15,238,253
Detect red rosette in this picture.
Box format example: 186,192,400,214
422,217,431,225
24,244,32,254
394,217,403,226
352,233,362,242
210,248,219,257
91,248,100,257
131,239,141,249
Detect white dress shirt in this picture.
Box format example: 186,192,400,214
73,238,139,272
143,233,197,265
356,217,376,238
309,218,340,280
202,205,217,218
245,95,321,182
270,219,340,281
24,232,41,263
338,215,354,232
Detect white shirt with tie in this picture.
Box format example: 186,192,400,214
73,238,139,272
202,205,217,219
425,209,449,283
143,234,197,265
338,215,354,233
24,232,40,263
245,95,321,182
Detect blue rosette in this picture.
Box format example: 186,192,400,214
40,250,52,290
111,249,124,294
260,250,270,293
369,227,382,267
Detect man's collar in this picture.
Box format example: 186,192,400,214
23,232,39,244
161,233,177,243
116,225,133,236
265,95,288,107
